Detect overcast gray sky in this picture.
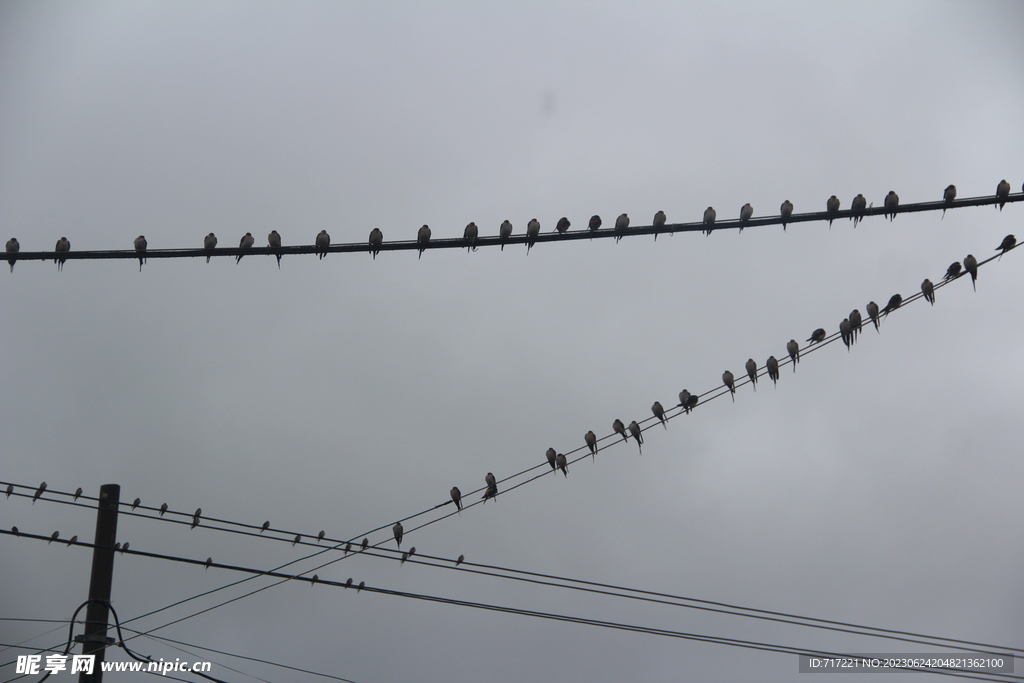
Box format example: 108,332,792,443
2,2,1023,681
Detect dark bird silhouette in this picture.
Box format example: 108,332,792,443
131,497,141,510
6,237,19,273
361,538,368,551
807,328,826,344
839,318,852,351
787,340,799,371
627,421,643,454
780,200,793,231
261,521,270,533
722,370,735,402
11,526,19,535
317,530,325,543
850,194,867,227
963,254,978,290
393,522,403,548
943,261,961,281
417,225,431,259
369,228,383,259
191,508,201,528
702,207,716,235
546,447,557,471
614,213,629,243
613,419,628,442
267,230,282,268
291,535,301,547
996,179,1010,210
826,195,840,228
205,557,212,571
526,219,540,253
483,472,498,502
134,236,147,271
33,482,46,503
67,535,77,546
49,531,59,544
456,555,465,566
74,488,83,501
236,232,254,263
866,301,880,332
884,191,899,221
942,184,956,218
652,401,667,429
54,237,70,271
882,293,902,317
745,358,757,390
997,234,1016,260
344,543,352,554
849,309,862,343
499,220,512,250
315,230,330,260
678,389,692,413
450,486,462,511
652,210,666,240
588,215,602,236
555,453,568,477
159,503,167,516
464,222,478,251
766,356,779,387
357,581,365,592
585,431,597,460
204,232,217,262
921,279,935,305
121,542,129,553
555,217,570,235
739,203,753,230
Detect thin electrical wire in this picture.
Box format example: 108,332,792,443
4,193,1020,265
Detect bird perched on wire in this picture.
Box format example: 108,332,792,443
745,359,758,390
369,228,383,259
205,557,212,571
131,497,141,510
159,503,167,516
850,194,867,227
942,184,956,218
5,484,13,498
722,370,735,402
49,531,59,544
584,431,598,460
683,391,698,412
482,472,498,502
67,535,77,546
450,487,462,511
267,230,282,268
315,230,330,260
652,210,666,240
921,279,935,305
417,225,431,259
826,195,840,228
839,318,852,351
317,530,325,543
236,233,254,263
33,482,47,503
402,548,416,564
361,538,369,551
499,220,513,250
6,237,18,273
766,356,779,387
292,534,301,547
866,301,880,332
996,234,1016,260
702,207,716,235
393,522,404,548
588,215,602,236
191,508,201,528
204,232,217,262
545,447,557,471
134,236,147,271
996,179,1010,210
464,222,478,251
780,200,793,231
884,191,899,221
261,521,270,533
678,389,692,413
456,555,465,566
882,293,902,318
526,219,540,253
739,203,753,230
555,453,568,477
612,419,628,442
807,328,826,344
943,261,961,281
849,309,862,343
614,213,629,242
787,340,799,371
652,401,667,429
555,217,570,236
74,488,83,501
963,254,978,290
627,421,643,454
54,237,70,271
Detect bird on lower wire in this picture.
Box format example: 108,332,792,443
722,370,735,402
393,522,403,548
787,340,799,370
745,359,758,390
613,419,628,442
627,421,643,454
996,234,1016,260
652,401,667,429
807,328,826,345
921,278,935,305
585,431,598,460
943,261,961,281
766,356,779,387
866,301,880,332
882,293,902,318
963,254,978,290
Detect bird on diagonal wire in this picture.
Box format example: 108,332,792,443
722,370,735,402
678,389,692,413
33,482,46,503
74,487,83,501
807,328,826,344
766,356,779,387
826,195,840,228
6,237,19,273
191,508,201,528
652,401,667,429
943,261,961,281
236,233,254,263
393,522,404,548
882,294,902,318
546,448,557,471
555,453,568,477
787,340,799,371
702,207,716,235
585,431,598,460
614,213,629,242
942,184,956,218
627,421,643,454
483,472,498,502
450,487,462,511
261,521,270,533
866,301,880,332
996,234,1016,260
996,179,1010,210
131,497,141,510
159,503,167,516
369,228,383,259
963,254,978,290
921,279,935,305
739,203,753,231
613,419,628,443
745,359,758,390
849,309,862,343
839,319,852,351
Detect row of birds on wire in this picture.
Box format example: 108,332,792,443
429,235,1018,550
5,180,1020,273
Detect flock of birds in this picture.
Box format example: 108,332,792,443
4,180,1020,273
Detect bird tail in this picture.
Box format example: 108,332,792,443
872,318,879,333
206,255,211,263
276,254,282,269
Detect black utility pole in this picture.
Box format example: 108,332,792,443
78,484,120,683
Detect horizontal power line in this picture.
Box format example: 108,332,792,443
4,192,1021,265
